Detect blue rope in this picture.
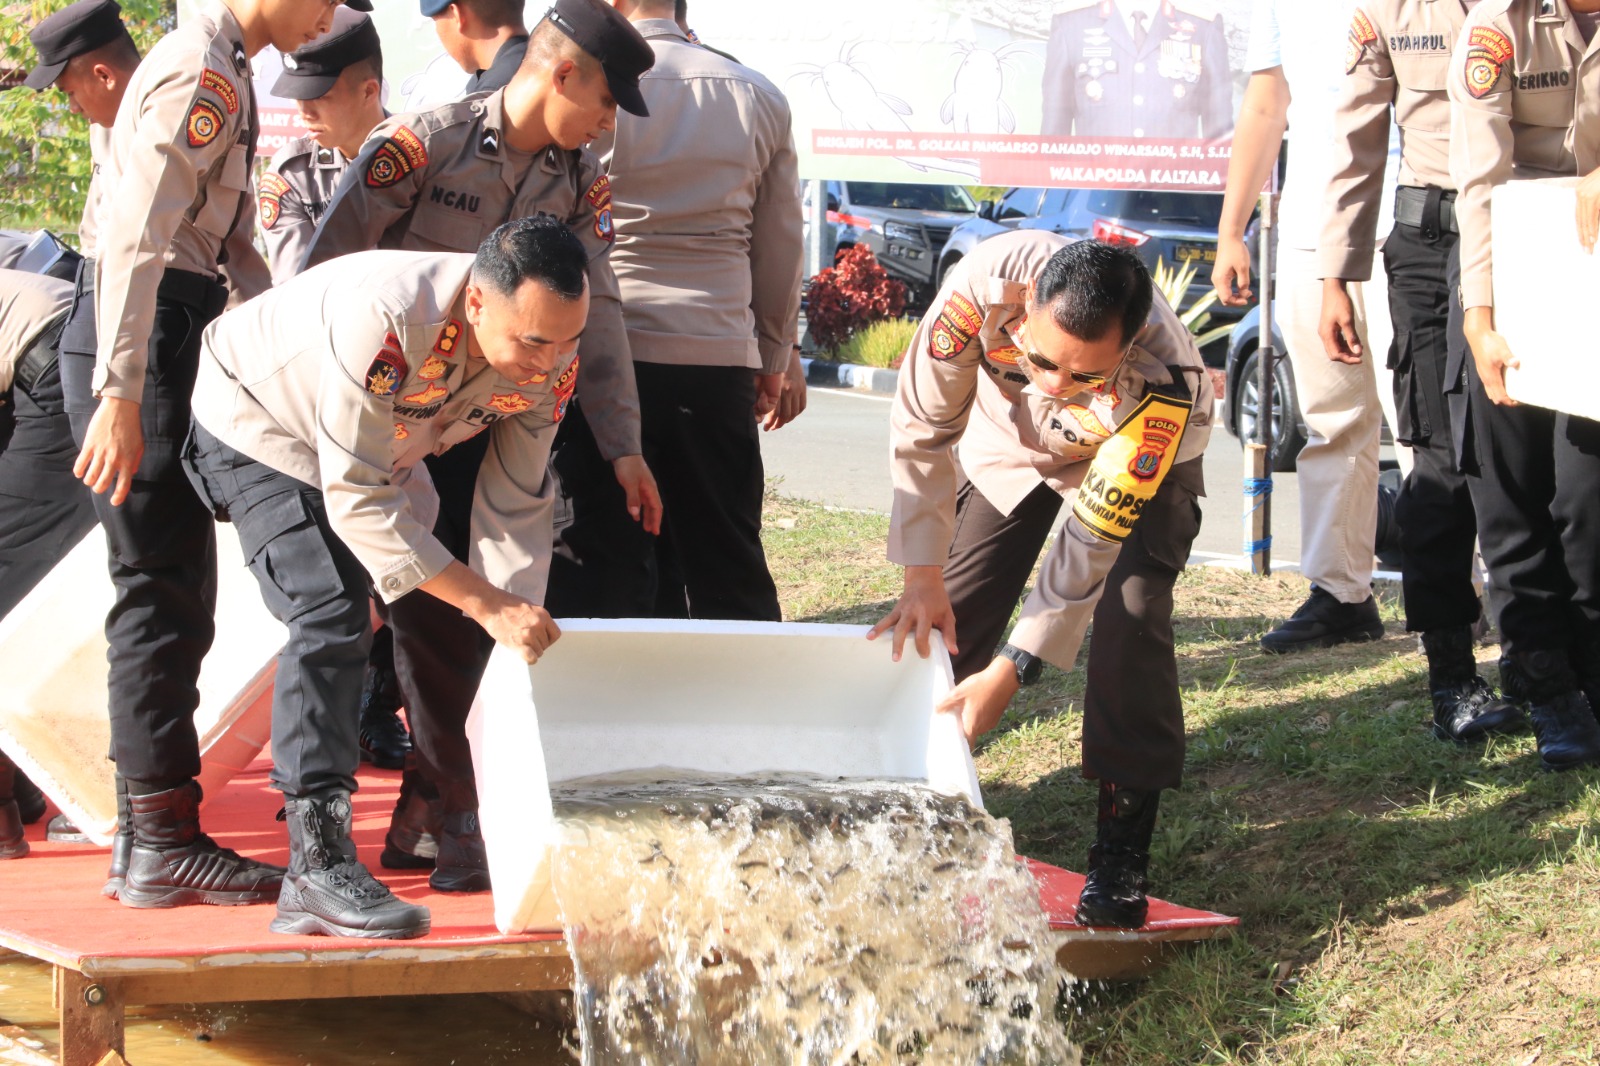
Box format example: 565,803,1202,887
1243,477,1273,556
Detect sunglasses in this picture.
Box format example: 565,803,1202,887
1021,338,1132,389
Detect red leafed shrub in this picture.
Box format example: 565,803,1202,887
806,245,908,353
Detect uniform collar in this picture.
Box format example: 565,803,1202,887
207,2,251,77
634,17,688,42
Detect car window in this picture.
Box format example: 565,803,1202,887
845,183,977,212
1083,191,1225,226
1039,189,1072,216
997,187,1044,220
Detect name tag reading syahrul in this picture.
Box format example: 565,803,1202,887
1070,384,1190,543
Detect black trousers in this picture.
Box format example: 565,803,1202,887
943,459,1203,792
0,358,97,619
1447,244,1600,659
184,425,371,796
59,268,226,787
545,363,780,622
1383,219,1481,634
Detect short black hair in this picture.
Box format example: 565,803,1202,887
461,0,527,30
1032,240,1153,347
473,215,588,301
674,0,688,21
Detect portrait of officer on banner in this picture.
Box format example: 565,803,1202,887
1041,0,1233,139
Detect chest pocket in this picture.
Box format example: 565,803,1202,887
194,142,251,239
1391,53,1450,132
407,202,492,253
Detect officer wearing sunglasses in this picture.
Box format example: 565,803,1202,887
869,230,1211,929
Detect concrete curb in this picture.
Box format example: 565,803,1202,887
801,357,899,396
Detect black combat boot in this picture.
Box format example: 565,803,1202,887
1075,782,1160,929
1422,627,1525,743
102,776,134,899
380,767,442,870
1505,650,1600,772
430,809,491,893
271,788,430,940
359,628,411,771
0,754,28,860
120,781,285,907
1260,586,1384,654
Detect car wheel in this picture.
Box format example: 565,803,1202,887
940,256,962,288
1235,348,1306,473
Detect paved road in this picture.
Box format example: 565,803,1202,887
759,386,1310,566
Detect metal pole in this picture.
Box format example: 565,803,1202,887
806,178,827,279
1246,173,1278,576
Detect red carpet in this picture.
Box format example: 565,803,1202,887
0,760,1235,968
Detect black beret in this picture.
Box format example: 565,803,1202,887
24,0,132,91
542,0,655,117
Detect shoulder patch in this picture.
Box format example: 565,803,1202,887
365,334,407,398
1464,25,1513,99
1345,9,1378,74
929,292,982,361
200,68,238,114
186,99,225,148
553,354,580,398
258,172,291,230
585,175,614,243
1071,388,1190,543
365,126,430,189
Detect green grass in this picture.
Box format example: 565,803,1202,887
762,492,1600,1066
832,318,916,369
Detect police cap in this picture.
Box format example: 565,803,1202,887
23,0,133,91
272,7,382,100
541,0,654,117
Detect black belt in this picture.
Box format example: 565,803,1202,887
12,315,68,395
155,267,228,317
1395,185,1457,236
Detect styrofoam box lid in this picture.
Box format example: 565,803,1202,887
467,619,982,934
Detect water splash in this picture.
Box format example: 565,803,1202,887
549,773,1079,1065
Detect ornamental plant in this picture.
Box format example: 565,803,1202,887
805,244,907,354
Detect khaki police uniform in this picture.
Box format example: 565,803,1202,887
1041,0,1232,139
890,230,1210,790
0,270,96,619
547,18,803,620
186,250,570,798
57,1,265,790
297,87,640,816
1447,0,1600,675
259,136,350,285
1320,0,1485,638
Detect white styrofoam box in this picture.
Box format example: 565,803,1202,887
1491,177,1600,421
467,619,981,935
0,524,285,843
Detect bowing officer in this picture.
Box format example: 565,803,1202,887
185,217,586,939
298,0,660,892
871,232,1211,928
1041,0,1233,138
1448,0,1600,769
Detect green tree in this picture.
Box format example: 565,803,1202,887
0,0,174,235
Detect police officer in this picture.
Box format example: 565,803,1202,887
1448,0,1600,769
1319,1,1523,745
1041,0,1233,139
871,232,1211,928
555,0,803,620
187,217,586,937
64,0,363,911
299,0,659,891
0,269,77,863
258,8,386,285
427,0,530,93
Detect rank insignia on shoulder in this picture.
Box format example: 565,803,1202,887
487,391,533,415
186,99,225,148
929,292,981,360
1071,387,1190,543
433,318,463,356
258,173,290,230
481,128,500,155
201,69,238,114
1464,25,1513,98
365,335,407,397
366,126,429,189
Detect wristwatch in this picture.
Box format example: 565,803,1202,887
998,643,1043,686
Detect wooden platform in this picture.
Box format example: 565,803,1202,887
0,763,1237,1065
